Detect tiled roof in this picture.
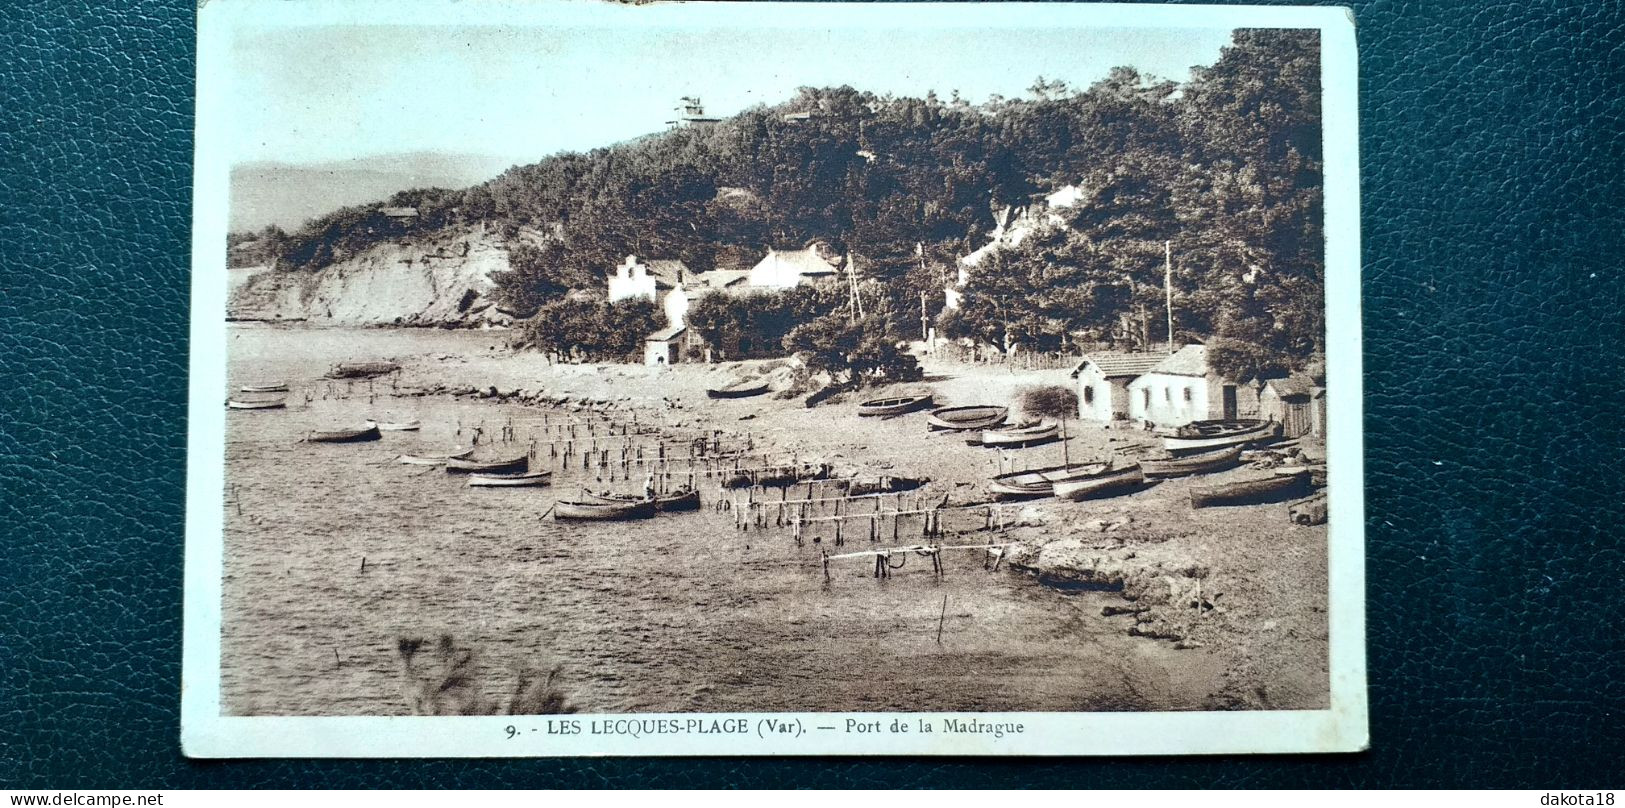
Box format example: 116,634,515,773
647,325,687,341
1149,344,1208,377
1265,374,1317,398
1071,352,1168,379
645,259,689,289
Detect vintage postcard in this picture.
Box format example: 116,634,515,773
184,0,1365,756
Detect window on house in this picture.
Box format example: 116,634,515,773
1083,386,1094,405
1143,388,1151,408
1183,387,1193,403
1164,386,1172,403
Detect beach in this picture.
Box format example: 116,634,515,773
221,324,1328,715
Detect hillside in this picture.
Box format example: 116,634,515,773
233,29,1324,365
230,152,517,232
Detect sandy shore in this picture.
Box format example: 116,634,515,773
361,342,1330,711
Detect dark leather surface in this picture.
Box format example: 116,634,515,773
3,0,1622,789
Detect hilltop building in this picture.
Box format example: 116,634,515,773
668,96,721,129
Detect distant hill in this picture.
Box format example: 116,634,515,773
229,152,518,232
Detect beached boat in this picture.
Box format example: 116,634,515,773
326,361,401,379
580,488,701,512
1054,465,1146,501
1141,445,1243,478
972,421,1060,448
467,471,552,488
857,392,934,417
1189,470,1311,508
553,499,657,521
988,462,1111,500
1162,419,1280,453
227,397,286,410
925,405,1008,431
445,454,529,474
397,447,476,466
376,420,421,431
305,421,381,443
706,379,769,399
239,383,288,394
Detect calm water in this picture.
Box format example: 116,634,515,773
221,325,1208,715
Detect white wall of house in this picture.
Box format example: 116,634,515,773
1128,372,1210,427
1075,365,1114,423
746,250,804,290
608,255,658,303
663,286,691,328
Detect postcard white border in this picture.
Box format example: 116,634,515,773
183,0,1365,757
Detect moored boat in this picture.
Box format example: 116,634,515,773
553,499,657,521
706,379,769,399
445,454,529,474
988,462,1111,500
1053,465,1146,501
239,383,288,394
326,361,401,379
397,447,476,465
227,397,286,410
857,392,934,417
925,405,1008,431
376,420,422,431
305,421,381,443
467,471,552,488
1162,419,1280,453
580,488,701,511
1189,470,1311,508
1141,445,1243,478
972,421,1059,448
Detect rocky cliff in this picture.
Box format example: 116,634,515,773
227,227,517,327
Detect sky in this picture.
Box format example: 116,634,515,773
226,15,1236,168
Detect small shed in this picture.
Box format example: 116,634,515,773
644,325,688,367
1070,352,1167,423
1260,374,1317,438
1312,386,1328,438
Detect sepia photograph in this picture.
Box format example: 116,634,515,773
185,0,1364,757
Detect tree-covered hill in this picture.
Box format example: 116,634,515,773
244,28,1322,372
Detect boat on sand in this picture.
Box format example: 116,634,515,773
445,454,529,475
397,447,476,466
857,392,934,417
580,488,701,511
1053,465,1146,501
1141,445,1243,478
1189,470,1311,508
925,405,1008,431
305,421,381,443
970,421,1059,448
467,471,552,488
1163,419,1279,453
227,397,286,410
706,379,769,399
988,462,1111,500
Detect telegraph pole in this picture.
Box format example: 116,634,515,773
1164,240,1175,353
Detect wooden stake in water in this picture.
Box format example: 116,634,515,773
937,594,948,644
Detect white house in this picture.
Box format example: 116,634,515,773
1126,344,1262,428
746,243,843,290
607,255,690,306
1071,352,1168,423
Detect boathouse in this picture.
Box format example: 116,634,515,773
1070,352,1167,423
1126,344,1260,428
1259,374,1318,438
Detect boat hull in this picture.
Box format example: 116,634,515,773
554,500,657,521
857,394,934,417
580,489,701,511
445,455,529,474
227,399,286,410
397,447,475,465
1054,466,1146,501
1163,419,1280,453
988,462,1111,500
239,383,288,394
1189,471,1311,508
376,420,421,431
467,471,552,488
926,405,1008,431
976,423,1060,447
706,381,769,399
1141,445,1243,478
307,422,381,443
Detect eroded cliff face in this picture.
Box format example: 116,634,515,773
228,227,517,327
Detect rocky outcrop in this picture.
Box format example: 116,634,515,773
228,227,518,327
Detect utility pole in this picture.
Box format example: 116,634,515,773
1164,240,1175,353
920,290,928,342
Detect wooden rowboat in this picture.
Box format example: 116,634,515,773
1163,419,1279,453
706,379,769,399
376,420,421,431
227,398,286,410
1054,465,1146,501
857,392,934,417
326,361,400,379
580,488,701,512
1141,445,1243,478
397,447,476,466
467,471,552,488
306,421,381,443
445,455,529,474
988,462,1111,500
925,405,1008,431
554,499,657,521
1189,470,1311,508
972,421,1059,448
239,383,288,394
